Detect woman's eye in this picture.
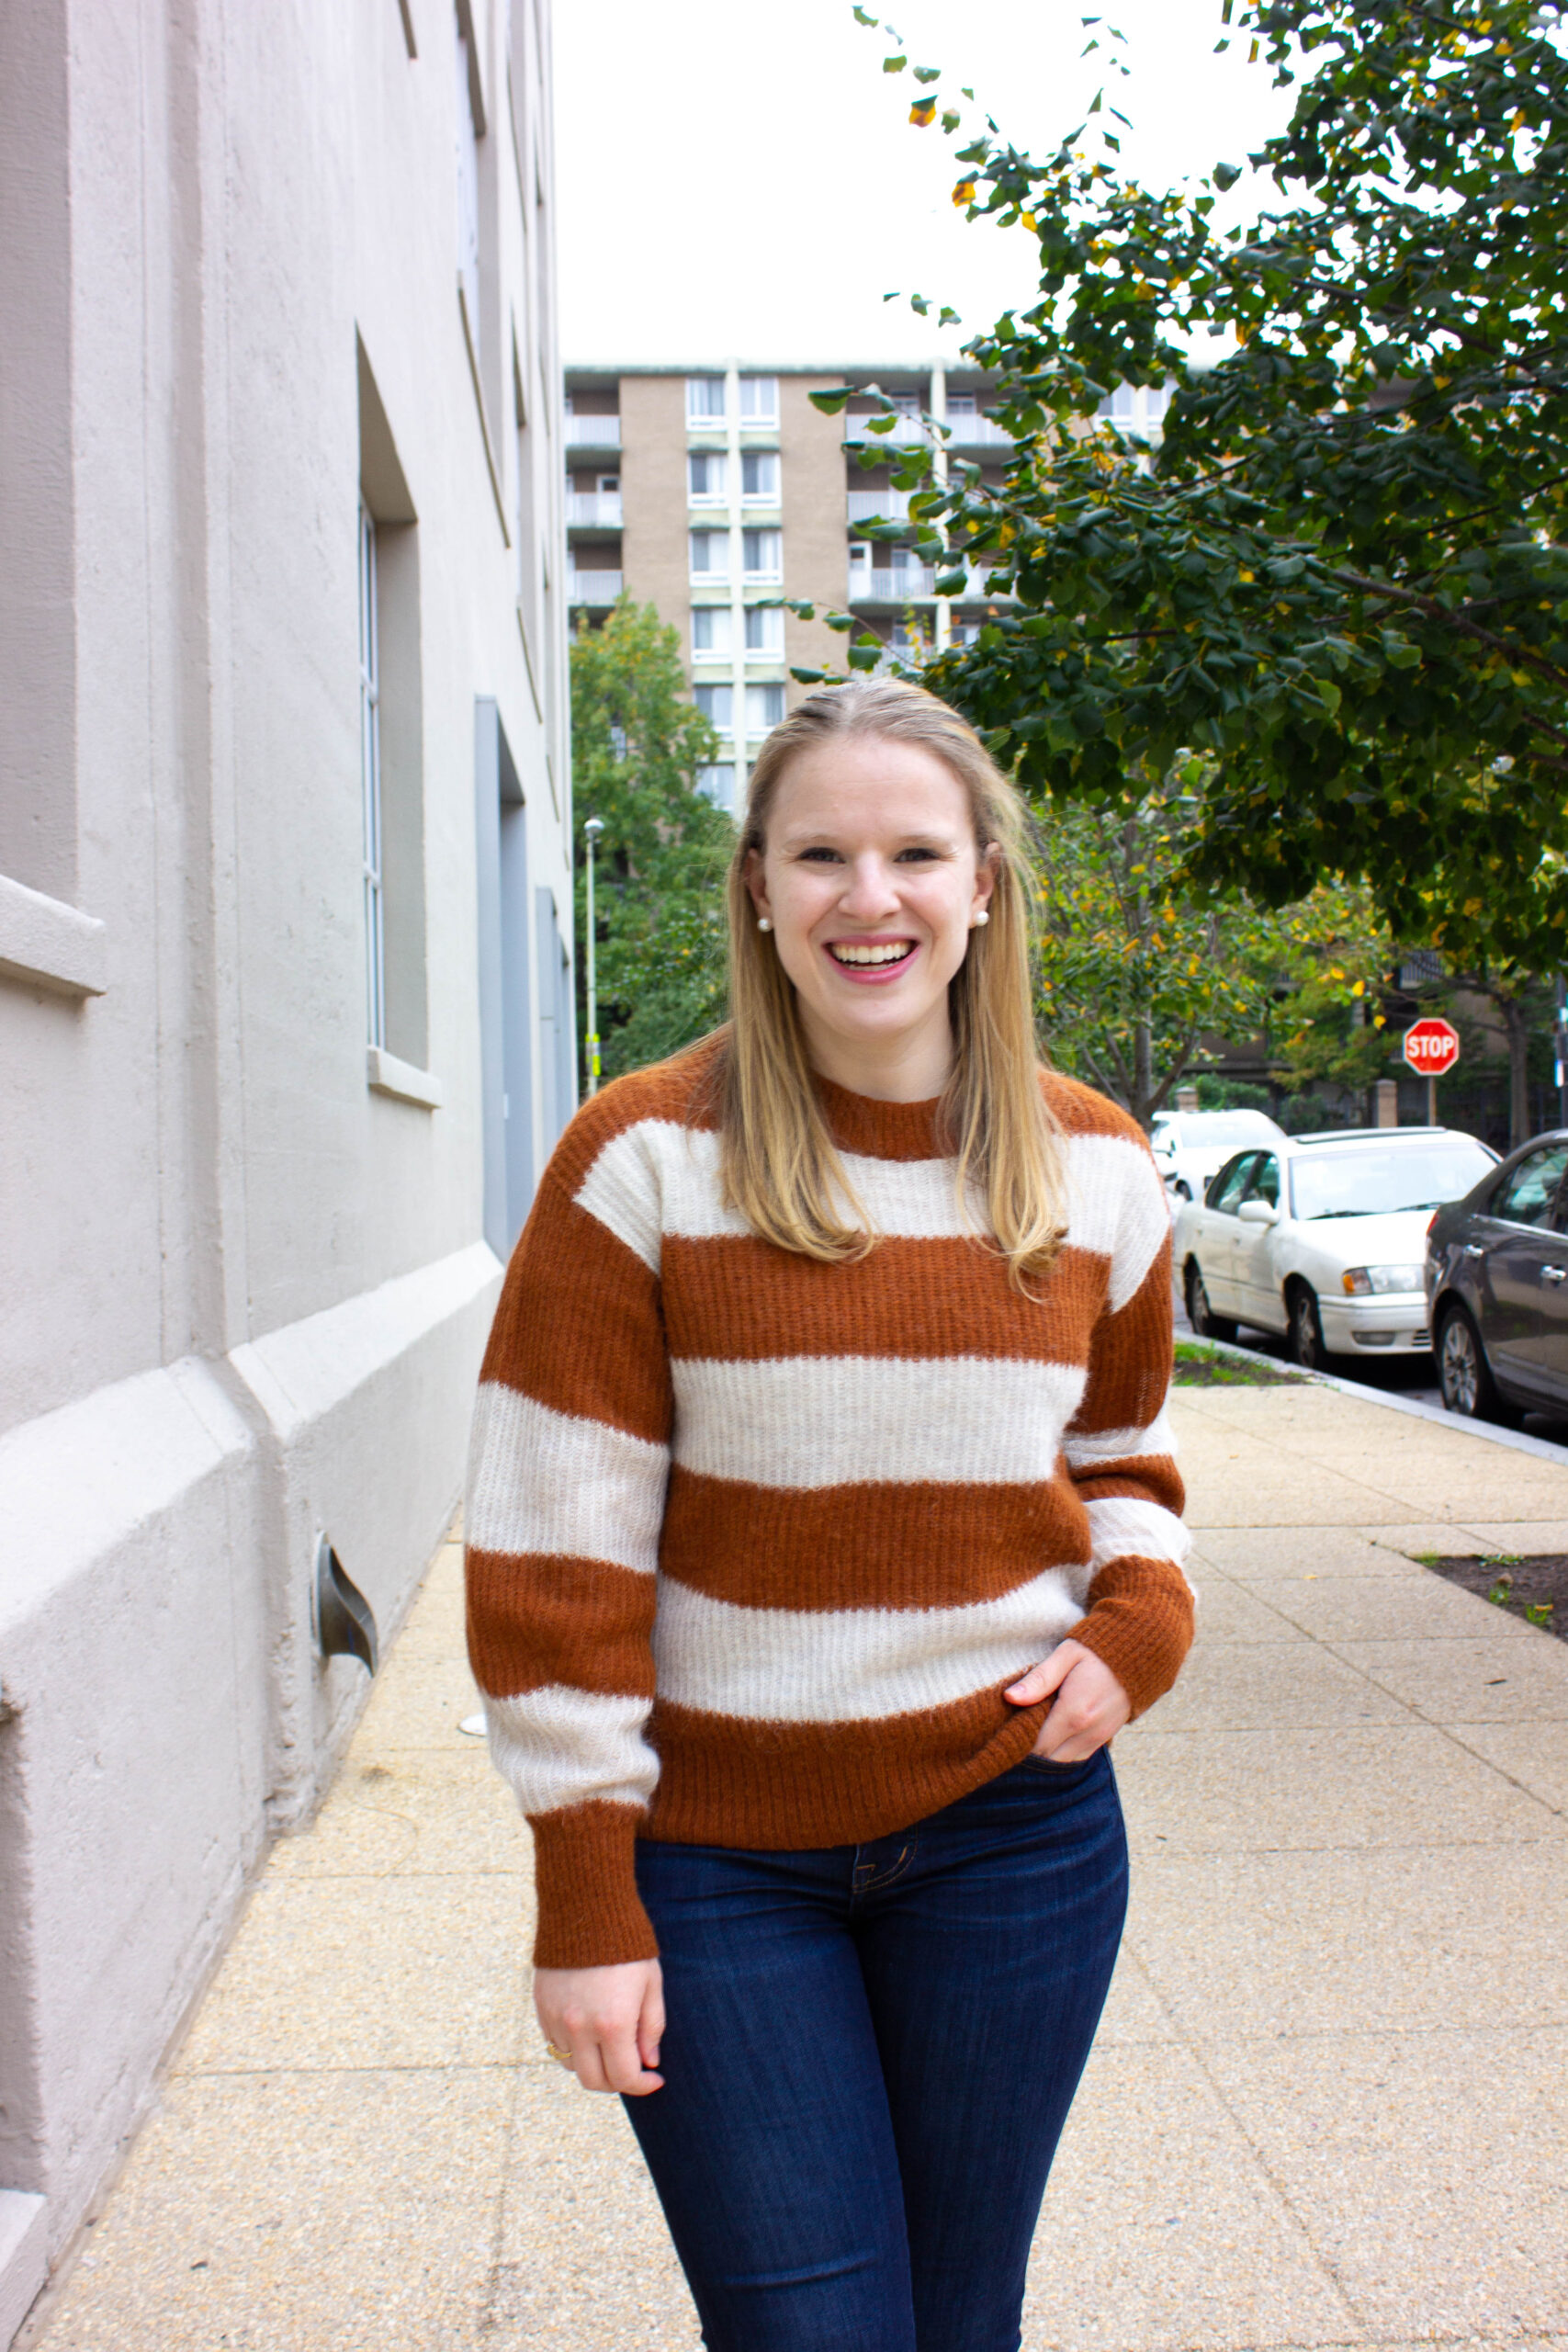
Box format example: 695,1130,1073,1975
897,846,941,863
798,847,844,863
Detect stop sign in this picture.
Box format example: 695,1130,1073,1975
1403,1017,1461,1076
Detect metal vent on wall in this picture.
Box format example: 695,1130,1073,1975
314,1534,378,1675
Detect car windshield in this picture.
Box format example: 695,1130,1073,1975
1290,1142,1495,1222
1178,1114,1275,1147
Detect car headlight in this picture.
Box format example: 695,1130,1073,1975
1341,1264,1425,1296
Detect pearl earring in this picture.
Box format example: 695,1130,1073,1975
971,909,989,928
757,917,773,933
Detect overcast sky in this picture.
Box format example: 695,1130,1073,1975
554,0,1300,368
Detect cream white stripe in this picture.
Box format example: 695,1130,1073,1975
574,1116,1168,1294
652,1564,1090,1724
1066,1408,1179,1468
671,1355,1087,1488
1084,1495,1191,1575
1066,1134,1170,1311
575,1117,988,1258
466,1382,668,1572
574,1122,746,1271
482,1684,659,1815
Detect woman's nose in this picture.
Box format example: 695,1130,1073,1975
838,857,901,919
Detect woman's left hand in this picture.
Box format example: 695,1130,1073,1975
1004,1640,1130,1761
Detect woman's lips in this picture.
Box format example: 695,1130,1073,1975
823,938,919,984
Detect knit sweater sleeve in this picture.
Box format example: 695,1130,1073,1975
464,1094,672,1971
1062,1132,1194,1718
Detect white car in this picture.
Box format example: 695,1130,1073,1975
1151,1107,1287,1203
1172,1126,1499,1367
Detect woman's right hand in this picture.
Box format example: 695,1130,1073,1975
533,1958,665,2095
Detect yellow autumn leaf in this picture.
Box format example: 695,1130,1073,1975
953,180,976,205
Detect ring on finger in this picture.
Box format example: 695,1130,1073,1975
543,2040,574,2066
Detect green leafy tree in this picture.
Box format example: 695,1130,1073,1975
1033,771,1388,1124
812,0,1568,974
570,601,733,1082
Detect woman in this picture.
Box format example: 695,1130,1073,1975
465,679,1191,2352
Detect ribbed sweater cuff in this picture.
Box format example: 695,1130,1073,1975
528,1802,660,1971
1070,1555,1196,1721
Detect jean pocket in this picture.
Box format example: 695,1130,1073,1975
1017,1749,1099,1780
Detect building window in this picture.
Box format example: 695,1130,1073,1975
742,528,782,581
687,375,727,424
693,607,733,659
947,393,976,417
739,375,778,425
743,605,784,653
696,763,736,809
694,684,733,737
746,682,785,734
1097,382,1170,432
455,10,481,335
849,540,871,572
358,343,428,1070
358,503,385,1050
688,451,728,503
740,450,779,503
690,529,729,579
951,616,985,646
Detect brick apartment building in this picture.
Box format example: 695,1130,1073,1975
558,363,1169,812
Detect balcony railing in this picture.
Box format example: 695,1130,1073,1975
850,564,938,602
944,413,1014,448
848,561,1012,604
846,489,913,525
566,491,624,528
843,413,929,447
565,413,622,447
568,571,623,605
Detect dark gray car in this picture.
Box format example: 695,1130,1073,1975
1427,1130,1568,1421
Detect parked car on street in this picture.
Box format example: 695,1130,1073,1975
1173,1126,1498,1366
1427,1130,1568,1422
1150,1107,1287,1202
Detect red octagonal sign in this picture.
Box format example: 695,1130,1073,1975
1403,1016,1461,1077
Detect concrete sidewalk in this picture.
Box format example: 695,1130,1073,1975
23,1382,1568,2351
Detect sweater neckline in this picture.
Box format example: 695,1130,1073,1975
812,1071,947,1162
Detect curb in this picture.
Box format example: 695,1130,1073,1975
1183,1335,1568,1468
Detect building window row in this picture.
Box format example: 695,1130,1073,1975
692,605,784,659
686,374,779,429
687,450,780,505
690,527,782,582
694,683,787,738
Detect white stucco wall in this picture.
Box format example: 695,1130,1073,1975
0,0,570,2323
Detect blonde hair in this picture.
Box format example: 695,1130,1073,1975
719,677,1066,1288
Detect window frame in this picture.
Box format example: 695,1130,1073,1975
688,528,730,581
687,450,728,505
740,448,780,504
741,526,783,582
693,682,734,737
686,375,727,424
739,374,779,426
357,502,386,1051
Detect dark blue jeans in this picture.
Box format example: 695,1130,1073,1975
625,1749,1129,2352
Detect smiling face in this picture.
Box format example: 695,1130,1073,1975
744,732,997,1101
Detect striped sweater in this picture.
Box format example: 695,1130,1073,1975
465,1037,1192,1969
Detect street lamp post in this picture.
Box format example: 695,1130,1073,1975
583,815,604,1098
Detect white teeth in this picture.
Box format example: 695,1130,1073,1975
829,942,913,967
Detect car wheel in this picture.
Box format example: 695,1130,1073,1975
1185,1261,1237,1344
1437,1303,1514,1424
1287,1283,1328,1371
